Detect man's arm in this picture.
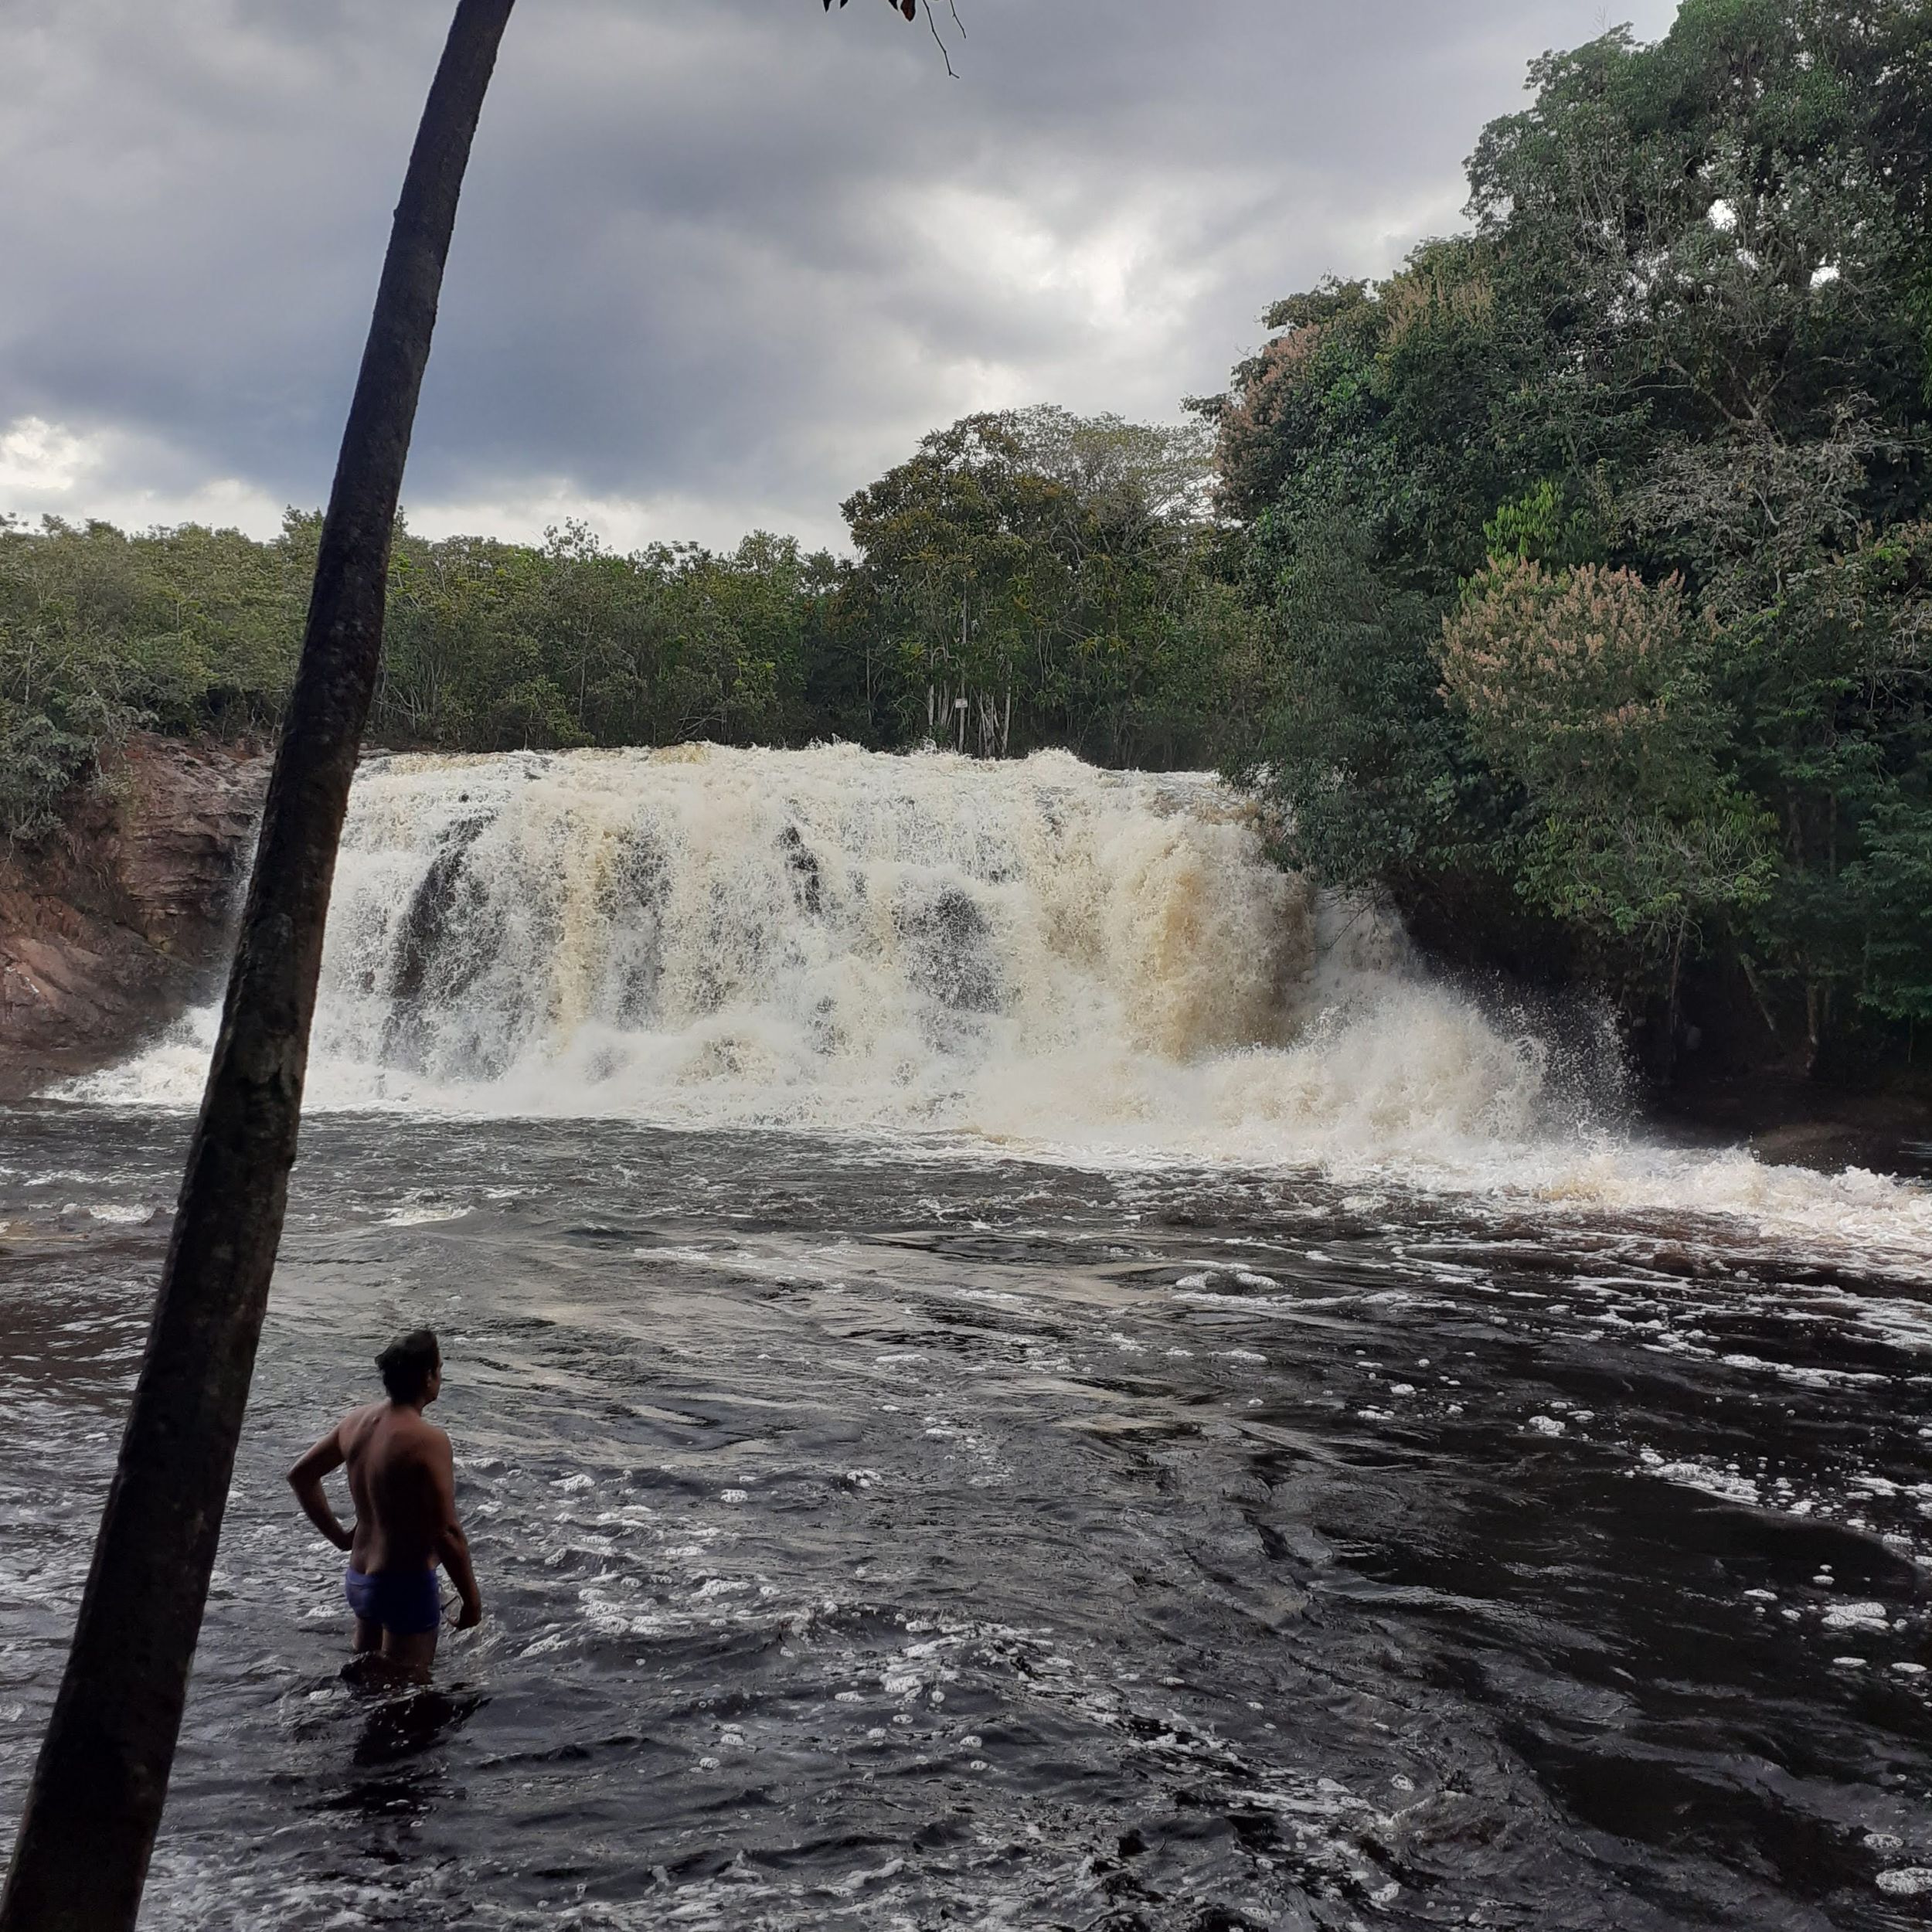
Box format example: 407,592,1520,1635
287,1426,353,1553
428,1431,482,1628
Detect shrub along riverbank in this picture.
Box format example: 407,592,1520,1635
3,0,1927,1097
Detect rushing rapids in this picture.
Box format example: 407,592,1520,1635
82,743,1932,1260
89,744,1427,1129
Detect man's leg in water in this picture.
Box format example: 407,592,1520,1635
380,1626,437,1681
343,1571,442,1680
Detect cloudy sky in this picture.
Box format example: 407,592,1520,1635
0,0,1679,554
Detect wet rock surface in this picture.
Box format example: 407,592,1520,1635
1659,1079,1932,1184
0,736,265,1098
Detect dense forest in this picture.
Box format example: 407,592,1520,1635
0,403,1242,820
1212,0,1932,1082
3,0,1927,1083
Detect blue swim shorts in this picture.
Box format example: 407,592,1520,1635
344,1565,441,1636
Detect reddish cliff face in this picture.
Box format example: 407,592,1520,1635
0,737,268,1100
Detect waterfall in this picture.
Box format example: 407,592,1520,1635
81,743,1569,1154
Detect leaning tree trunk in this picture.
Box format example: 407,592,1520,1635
0,6,514,1927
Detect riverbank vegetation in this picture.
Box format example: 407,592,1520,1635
0,405,1242,832
3,0,1926,1083
1210,0,1931,1080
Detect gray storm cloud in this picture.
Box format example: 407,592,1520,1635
0,0,1679,550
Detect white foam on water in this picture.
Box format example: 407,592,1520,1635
1879,1868,1932,1897
376,1199,472,1226
1634,1449,1763,1507
1822,1602,1892,1632
58,1202,152,1225
67,743,1932,1259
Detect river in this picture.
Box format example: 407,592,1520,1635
4,746,1932,1928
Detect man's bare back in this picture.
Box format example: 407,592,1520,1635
288,1328,482,1679
338,1399,454,1572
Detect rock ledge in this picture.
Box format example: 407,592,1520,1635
0,736,267,1100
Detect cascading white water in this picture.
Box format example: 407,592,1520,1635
86,745,1539,1139
76,743,1932,1252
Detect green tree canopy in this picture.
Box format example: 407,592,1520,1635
1209,0,1932,1073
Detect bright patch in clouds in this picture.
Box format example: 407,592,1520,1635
1,414,281,536
0,417,92,500
402,481,836,557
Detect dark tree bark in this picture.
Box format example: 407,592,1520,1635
0,6,515,1927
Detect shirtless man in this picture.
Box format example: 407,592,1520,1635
287,1328,483,1680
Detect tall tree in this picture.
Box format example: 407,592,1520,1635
841,409,1237,765
2,3,940,1923
0,9,519,1927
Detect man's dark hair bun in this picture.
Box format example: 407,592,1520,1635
376,1328,440,1403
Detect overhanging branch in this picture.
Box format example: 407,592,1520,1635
825,0,963,75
